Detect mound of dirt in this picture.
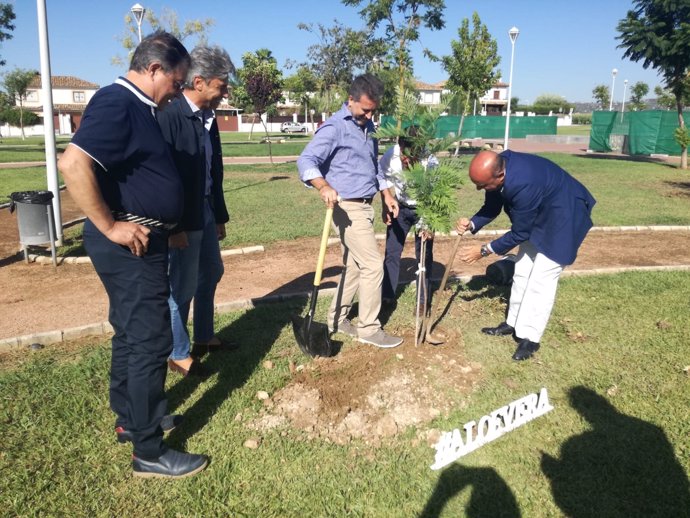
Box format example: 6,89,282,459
246,326,481,446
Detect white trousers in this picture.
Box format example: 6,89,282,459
506,241,564,343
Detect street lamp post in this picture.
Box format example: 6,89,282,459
503,26,519,151
131,3,146,43
621,79,629,121
608,68,618,111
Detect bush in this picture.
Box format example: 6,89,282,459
0,108,39,127
572,113,592,125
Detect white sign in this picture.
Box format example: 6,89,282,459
430,387,554,470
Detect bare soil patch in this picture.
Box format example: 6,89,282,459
246,326,476,445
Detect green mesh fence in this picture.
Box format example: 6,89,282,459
589,110,690,155
380,115,557,139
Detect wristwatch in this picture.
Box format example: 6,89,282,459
480,244,491,257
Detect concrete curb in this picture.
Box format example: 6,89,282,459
24,224,690,264
23,244,265,265
3,262,690,351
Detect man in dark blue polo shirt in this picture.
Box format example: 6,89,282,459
59,32,207,479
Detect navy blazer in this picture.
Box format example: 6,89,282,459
470,151,596,265
157,96,229,233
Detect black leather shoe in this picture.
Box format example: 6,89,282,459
512,338,540,361
116,414,183,444
481,322,515,336
132,448,208,479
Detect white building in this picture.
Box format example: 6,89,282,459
22,74,100,134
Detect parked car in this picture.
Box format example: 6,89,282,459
281,121,307,133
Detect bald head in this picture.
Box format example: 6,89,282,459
469,150,505,191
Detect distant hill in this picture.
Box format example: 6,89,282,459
573,98,673,113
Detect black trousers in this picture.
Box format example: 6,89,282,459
382,204,433,302
84,219,172,460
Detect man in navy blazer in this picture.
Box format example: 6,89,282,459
456,150,596,360
157,45,234,377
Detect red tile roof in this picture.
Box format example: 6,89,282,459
28,74,100,89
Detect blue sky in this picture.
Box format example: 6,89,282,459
4,0,665,103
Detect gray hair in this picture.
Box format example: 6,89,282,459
185,45,235,87
129,30,190,73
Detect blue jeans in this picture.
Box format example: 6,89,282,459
382,204,433,304
168,199,225,360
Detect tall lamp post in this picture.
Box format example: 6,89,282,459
503,26,519,151
620,79,629,121
608,68,618,111
131,3,146,43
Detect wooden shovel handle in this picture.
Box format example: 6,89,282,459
313,206,334,287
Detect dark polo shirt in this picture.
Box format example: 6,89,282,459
70,77,183,224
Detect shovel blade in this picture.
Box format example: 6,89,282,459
291,314,335,357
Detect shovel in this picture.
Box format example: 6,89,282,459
423,232,464,345
291,206,336,357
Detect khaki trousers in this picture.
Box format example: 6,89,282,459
328,200,383,337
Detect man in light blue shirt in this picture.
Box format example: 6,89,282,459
297,74,402,348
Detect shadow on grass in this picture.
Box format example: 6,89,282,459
541,386,690,517
419,464,520,518
164,267,343,449
664,180,690,197
224,175,290,193
574,153,678,169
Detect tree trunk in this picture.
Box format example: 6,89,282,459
19,101,25,141
259,114,274,165
453,90,471,157
677,100,688,170
248,114,256,141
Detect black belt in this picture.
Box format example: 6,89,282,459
342,197,373,204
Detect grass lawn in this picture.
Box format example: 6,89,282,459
218,154,690,248
1,270,688,516
557,125,591,136
0,136,70,163
46,152,690,256
0,166,57,204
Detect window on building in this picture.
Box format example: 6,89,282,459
73,91,85,103
424,92,433,104
493,90,500,100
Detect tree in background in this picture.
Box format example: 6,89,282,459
617,0,690,169
283,65,318,128
113,7,214,67
298,21,386,112
592,85,610,110
343,0,445,124
3,68,38,140
628,81,649,111
441,12,500,154
0,3,15,67
531,94,573,115
235,49,284,161
654,85,680,110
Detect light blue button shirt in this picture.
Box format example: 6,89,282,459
297,104,389,199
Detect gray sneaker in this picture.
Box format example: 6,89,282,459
357,329,403,348
329,318,357,337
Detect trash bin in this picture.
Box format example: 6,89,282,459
9,190,58,266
